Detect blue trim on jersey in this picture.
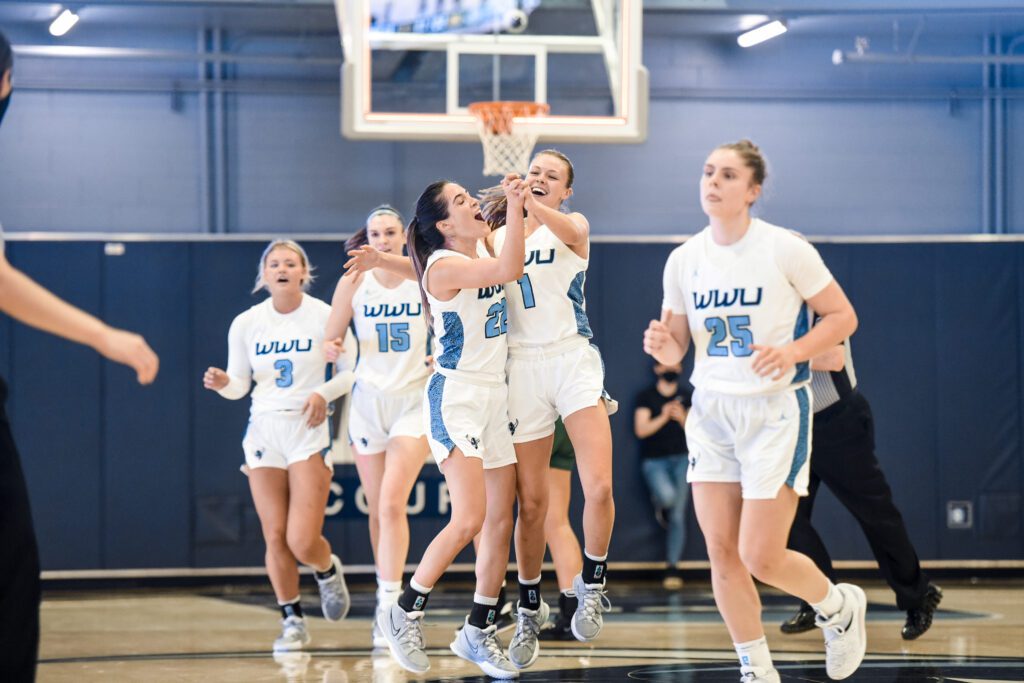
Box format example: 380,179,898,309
437,312,465,370
791,303,810,384
349,320,361,370
427,373,455,453
567,271,593,338
785,387,810,487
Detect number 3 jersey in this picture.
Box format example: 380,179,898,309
350,270,430,395
492,223,591,348
661,218,833,396
423,248,508,381
221,294,344,416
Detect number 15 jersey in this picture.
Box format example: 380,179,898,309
661,219,833,397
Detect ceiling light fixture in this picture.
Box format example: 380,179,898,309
738,20,787,48
49,9,80,38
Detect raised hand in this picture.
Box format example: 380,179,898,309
344,245,382,274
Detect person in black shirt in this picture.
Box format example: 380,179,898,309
0,32,159,682
633,362,691,588
780,342,941,641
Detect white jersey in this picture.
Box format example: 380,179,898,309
661,219,833,396
350,270,430,395
424,248,508,381
221,294,339,416
493,224,591,347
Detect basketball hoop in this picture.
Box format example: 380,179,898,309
468,101,550,177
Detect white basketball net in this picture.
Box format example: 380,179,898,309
470,102,549,176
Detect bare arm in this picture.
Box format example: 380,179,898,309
344,247,416,281
752,281,858,379
810,344,845,372
634,406,671,439
0,254,158,384
325,270,360,342
527,196,589,252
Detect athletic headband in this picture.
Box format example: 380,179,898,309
366,204,403,225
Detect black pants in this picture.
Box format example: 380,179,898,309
787,391,930,611
0,378,41,682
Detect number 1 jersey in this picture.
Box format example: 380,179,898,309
661,219,833,396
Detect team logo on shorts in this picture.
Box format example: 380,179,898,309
255,450,263,459
508,419,519,436
688,454,698,469
466,435,480,450
360,437,369,448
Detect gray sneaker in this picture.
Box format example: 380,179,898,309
378,603,430,674
316,554,350,622
571,573,611,642
273,615,311,652
508,600,550,669
449,618,519,679
816,583,867,680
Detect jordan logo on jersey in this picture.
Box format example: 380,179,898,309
524,248,555,266
692,287,763,310
477,284,504,299
362,303,422,318
255,338,313,355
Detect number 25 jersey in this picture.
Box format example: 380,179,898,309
661,219,833,396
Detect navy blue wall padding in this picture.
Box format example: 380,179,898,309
0,238,1021,570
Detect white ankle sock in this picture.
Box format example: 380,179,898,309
811,582,844,618
734,636,773,672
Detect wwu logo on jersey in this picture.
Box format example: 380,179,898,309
692,287,763,310
362,303,422,318
255,338,313,355
477,284,504,299
524,248,555,266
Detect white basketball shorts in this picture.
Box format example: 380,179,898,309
685,385,812,499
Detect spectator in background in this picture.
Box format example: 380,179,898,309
634,361,691,589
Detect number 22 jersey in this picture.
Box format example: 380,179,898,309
661,218,833,396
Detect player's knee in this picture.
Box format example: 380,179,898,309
262,525,289,554
517,489,549,526
584,478,613,508
378,498,406,525
739,543,783,582
704,536,742,568
449,510,486,546
286,529,322,564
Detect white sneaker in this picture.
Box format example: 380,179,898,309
273,616,312,652
449,618,519,679
315,554,351,622
571,573,611,642
816,583,867,680
508,600,550,669
741,665,781,682
378,603,430,674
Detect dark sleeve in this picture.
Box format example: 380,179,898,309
679,384,693,408
634,388,654,413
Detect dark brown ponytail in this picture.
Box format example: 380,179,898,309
406,181,450,327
